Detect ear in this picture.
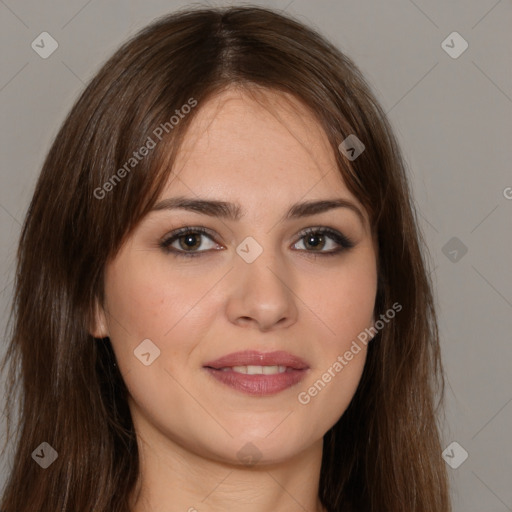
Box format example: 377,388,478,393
89,299,110,339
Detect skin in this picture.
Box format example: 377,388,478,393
91,86,378,512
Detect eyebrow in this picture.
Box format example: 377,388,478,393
150,196,366,227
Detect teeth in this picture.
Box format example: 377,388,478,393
222,365,288,375
263,365,287,375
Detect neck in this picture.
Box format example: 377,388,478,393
129,424,327,512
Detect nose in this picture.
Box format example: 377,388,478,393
225,244,298,332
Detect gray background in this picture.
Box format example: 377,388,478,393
0,0,511,510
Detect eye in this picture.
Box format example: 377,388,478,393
160,227,221,258
160,226,355,259
292,227,355,256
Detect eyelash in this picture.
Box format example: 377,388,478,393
159,226,355,259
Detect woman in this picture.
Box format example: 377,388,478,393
0,6,451,512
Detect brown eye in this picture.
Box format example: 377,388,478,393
302,232,326,251
160,227,221,258
178,232,203,251
293,227,355,255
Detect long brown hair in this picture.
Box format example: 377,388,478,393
1,6,451,511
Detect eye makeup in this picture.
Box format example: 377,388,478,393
159,225,356,259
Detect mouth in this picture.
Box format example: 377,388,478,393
203,350,309,396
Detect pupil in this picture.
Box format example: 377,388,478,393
182,234,200,250
306,234,323,249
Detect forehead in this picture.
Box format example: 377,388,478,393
159,87,363,216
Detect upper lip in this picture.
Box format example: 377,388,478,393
203,350,309,370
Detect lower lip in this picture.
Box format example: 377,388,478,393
203,367,308,396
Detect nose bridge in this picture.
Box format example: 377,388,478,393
226,234,298,329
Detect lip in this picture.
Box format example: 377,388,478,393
203,350,310,396
203,350,309,370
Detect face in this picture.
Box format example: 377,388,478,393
92,87,378,466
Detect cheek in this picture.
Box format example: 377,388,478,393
104,255,200,335
302,250,377,349
334,267,376,341
293,251,376,425
103,253,226,371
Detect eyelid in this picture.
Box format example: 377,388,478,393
161,225,217,242
159,225,355,257
294,226,355,250
159,226,221,256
